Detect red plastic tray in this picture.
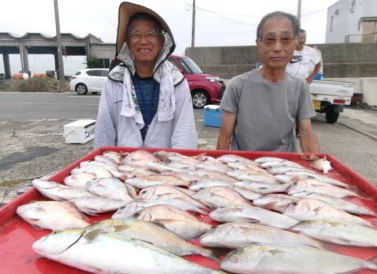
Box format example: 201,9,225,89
1,147,377,274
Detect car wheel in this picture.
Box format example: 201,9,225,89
75,84,88,95
192,90,209,109
325,105,339,124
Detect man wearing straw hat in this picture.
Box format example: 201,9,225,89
94,2,198,149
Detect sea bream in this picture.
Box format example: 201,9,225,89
70,195,129,216
33,229,223,274
287,178,359,198
216,154,259,165
253,193,300,211
292,192,377,216
136,185,207,210
63,172,97,189
192,186,251,209
112,198,209,218
125,175,190,189
220,243,377,274
85,177,135,202
311,156,333,173
134,204,212,239
32,179,95,201
17,201,89,230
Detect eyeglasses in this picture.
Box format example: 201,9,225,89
259,37,295,47
128,30,164,42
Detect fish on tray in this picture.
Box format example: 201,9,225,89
33,229,223,274
220,243,377,274
17,200,89,230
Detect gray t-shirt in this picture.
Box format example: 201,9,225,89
220,69,316,152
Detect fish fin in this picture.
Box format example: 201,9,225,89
58,230,87,254
84,229,103,241
113,224,131,232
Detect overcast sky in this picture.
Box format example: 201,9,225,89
0,0,338,75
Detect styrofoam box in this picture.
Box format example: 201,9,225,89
63,120,96,144
204,105,223,128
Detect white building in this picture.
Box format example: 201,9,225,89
326,0,377,43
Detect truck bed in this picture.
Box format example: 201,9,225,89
310,80,354,98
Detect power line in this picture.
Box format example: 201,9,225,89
181,0,329,26
89,0,117,31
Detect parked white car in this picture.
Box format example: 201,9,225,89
70,68,108,95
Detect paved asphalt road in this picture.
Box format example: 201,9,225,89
0,91,376,205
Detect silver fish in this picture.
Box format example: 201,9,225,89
209,205,299,229
200,222,323,249
87,218,218,260
33,229,223,274
291,219,377,247
221,243,377,274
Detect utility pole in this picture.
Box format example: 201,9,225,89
54,0,65,90
297,0,302,25
191,0,196,47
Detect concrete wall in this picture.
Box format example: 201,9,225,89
185,43,377,106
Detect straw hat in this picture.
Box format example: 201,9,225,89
116,2,175,55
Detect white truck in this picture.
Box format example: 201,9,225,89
310,80,354,123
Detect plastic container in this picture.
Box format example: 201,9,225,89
63,119,96,144
204,105,223,128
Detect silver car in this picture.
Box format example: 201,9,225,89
70,68,108,95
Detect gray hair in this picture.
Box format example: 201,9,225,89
256,11,300,39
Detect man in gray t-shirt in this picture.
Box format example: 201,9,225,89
217,11,320,153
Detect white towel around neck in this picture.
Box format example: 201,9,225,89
120,61,176,129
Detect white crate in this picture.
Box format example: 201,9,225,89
63,120,96,144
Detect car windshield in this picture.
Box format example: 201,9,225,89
179,57,203,74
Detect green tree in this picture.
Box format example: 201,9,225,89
86,57,104,68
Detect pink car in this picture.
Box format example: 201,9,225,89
168,55,225,109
